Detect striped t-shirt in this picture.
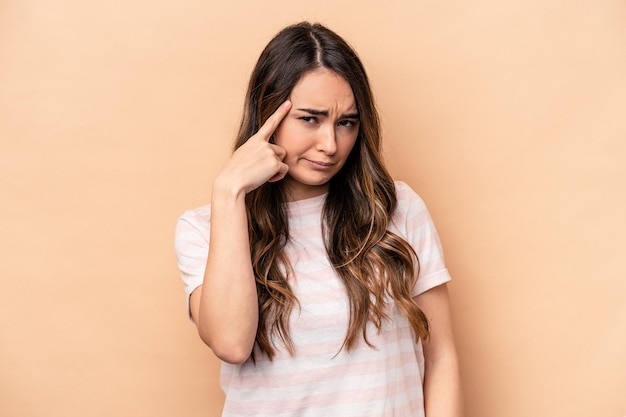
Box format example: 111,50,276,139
174,181,451,417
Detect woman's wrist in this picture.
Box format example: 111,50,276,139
212,174,247,206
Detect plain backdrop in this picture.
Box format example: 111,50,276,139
1,1,625,416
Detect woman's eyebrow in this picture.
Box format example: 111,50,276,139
296,108,359,118
296,108,328,116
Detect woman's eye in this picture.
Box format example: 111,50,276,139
339,119,358,127
300,116,317,124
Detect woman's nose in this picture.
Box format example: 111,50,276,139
316,125,337,155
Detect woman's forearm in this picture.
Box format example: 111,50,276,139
423,349,463,417
195,178,259,364
415,285,464,416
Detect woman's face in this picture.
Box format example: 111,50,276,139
274,68,359,201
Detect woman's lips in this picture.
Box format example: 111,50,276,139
304,159,335,169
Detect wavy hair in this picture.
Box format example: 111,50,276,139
234,22,429,359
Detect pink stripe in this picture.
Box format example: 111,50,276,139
227,349,419,389
223,375,422,415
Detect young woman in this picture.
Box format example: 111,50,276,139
175,22,463,417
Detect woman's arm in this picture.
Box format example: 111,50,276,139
414,283,464,417
189,185,256,364
190,101,292,364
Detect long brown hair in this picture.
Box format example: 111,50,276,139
234,22,429,359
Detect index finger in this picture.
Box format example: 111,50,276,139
257,100,292,141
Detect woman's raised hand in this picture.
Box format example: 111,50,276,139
216,101,292,195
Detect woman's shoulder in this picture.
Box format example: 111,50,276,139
176,203,212,235
393,180,427,210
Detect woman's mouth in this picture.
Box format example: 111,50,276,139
304,159,335,169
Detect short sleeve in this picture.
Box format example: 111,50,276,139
391,182,451,297
173,206,212,316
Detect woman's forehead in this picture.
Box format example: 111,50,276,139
290,69,357,114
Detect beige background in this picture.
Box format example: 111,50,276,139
2,1,625,416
